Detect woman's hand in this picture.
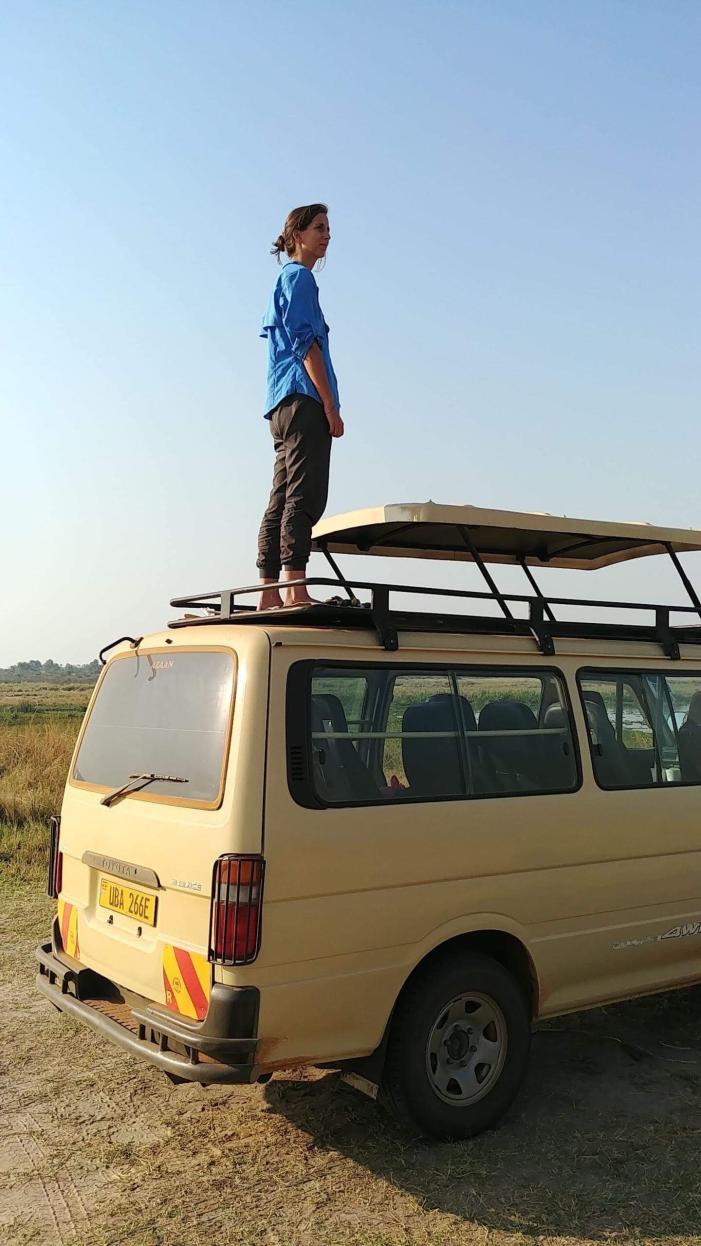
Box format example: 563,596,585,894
325,405,344,438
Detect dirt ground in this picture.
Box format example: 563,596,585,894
4,885,701,1246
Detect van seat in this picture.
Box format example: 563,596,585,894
424,692,492,793
311,693,378,802
582,690,652,787
401,697,465,797
478,700,541,791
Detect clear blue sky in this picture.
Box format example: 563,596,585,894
2,1,699,664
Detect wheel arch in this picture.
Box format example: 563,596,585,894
342,927,539,1086
401,928,539,1018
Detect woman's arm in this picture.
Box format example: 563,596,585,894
278,266,344,438
303,343,344,437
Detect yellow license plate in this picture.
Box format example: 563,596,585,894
99,878,157,926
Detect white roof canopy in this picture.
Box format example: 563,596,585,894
312,502,701,571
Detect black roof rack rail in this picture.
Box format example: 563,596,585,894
170,575,701,660
169,529,701,658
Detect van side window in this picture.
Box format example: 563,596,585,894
456,672,577,796
660,676,701,784
577,671,701,788
310,671,372,804
303,665,577,806
579,674,658,788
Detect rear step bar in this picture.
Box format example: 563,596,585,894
36,942,260,1085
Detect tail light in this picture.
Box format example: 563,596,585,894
209,855,265,966
48,815,63,899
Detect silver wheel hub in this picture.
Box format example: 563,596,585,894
426,991,507,1105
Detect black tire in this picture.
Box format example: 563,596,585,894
380,951,531,1139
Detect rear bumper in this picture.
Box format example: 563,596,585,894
35,942,259,1085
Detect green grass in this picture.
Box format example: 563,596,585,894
0,680,93,724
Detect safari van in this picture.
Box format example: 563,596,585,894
36,502,701,1139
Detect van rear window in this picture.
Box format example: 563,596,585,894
74,650,234,805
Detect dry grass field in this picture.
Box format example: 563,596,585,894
0,684,90,880
4,684,701,1245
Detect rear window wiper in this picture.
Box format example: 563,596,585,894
101,773,189,808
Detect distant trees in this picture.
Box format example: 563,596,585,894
0,659,100,683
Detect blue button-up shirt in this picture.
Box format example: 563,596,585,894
260,262,340,418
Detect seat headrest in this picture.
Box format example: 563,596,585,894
583,694,616,743
314,693,349,733
428,692,477,732
583,689,608,715
478,700,538,732
403,699,456,734
311,695,329,734
543,704,567,729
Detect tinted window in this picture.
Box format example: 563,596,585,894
306,665,577,806
667,676,701,783
74,650,234,803
310,668,375,804
456,672,576,796
578,670,701,789
579,673,657,788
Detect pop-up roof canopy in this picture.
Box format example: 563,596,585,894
312,501,701,571
167,501,701,660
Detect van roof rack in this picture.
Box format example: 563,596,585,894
170,502,701,660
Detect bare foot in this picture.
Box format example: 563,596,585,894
280,568,320,608
282,594,320,608
257,590,283,611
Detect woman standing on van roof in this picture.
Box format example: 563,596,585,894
256,203,344,611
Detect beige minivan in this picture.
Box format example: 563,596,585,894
37,502,701,1138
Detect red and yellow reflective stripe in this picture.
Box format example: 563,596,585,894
57,899,80,961
162,945,210,1020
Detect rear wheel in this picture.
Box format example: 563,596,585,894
381,952,531,1139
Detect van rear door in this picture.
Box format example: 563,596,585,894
57,646,237,1018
